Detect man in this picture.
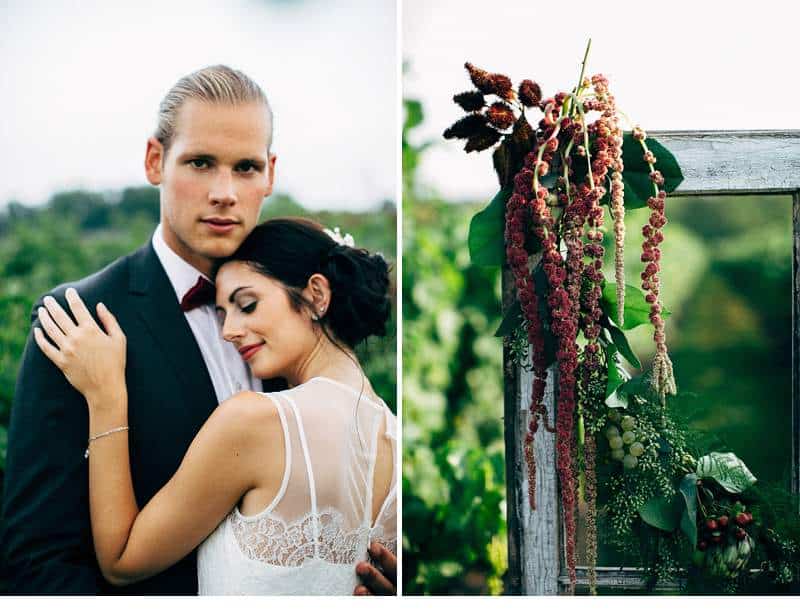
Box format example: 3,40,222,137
1,65,395,595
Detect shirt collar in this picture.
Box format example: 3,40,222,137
151,223,212,304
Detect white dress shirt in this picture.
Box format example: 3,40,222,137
151,224,261,403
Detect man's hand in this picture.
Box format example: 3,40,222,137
354,542,396,595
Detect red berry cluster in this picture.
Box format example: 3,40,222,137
697,510,754,550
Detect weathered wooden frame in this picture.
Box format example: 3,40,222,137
503,130,800,595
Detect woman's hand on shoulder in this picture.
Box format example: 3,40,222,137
33,287,127,406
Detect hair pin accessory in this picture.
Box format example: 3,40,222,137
324,227,355,248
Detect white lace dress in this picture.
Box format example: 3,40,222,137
197,377,397,595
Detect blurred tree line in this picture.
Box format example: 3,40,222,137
0,187,396,586
402,100,508,594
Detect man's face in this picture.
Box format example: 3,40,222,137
145,100,276,275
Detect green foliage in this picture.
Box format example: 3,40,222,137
639,494,683,532
604,322,641,369
600,282,670,331
619,132,684,209
468,188,511,267
695,452,757,494
403,99,506,594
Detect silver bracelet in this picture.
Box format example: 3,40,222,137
85,426,129,459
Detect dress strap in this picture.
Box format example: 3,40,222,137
363,409,381,526
281,393,320,557
262,393,292,514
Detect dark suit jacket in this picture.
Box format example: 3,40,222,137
0,241,281,594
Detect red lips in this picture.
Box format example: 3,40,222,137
238,343,264,361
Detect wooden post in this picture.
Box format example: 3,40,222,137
503,130,800,594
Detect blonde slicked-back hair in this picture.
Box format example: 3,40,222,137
154,64,273,153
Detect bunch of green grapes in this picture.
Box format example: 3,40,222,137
604,410,646,470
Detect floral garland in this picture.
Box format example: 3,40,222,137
445,46,678,591
444,43,800,595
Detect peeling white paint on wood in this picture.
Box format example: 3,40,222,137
515,362,559,595
650,130,800,195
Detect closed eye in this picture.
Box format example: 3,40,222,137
240,301,257,314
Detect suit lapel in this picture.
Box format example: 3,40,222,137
128,243,217,413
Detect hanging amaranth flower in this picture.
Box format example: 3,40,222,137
584,434,598,594
504,157,554,510
591,74,626,328
634,126,677,404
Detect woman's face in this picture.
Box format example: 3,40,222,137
214,261,319,382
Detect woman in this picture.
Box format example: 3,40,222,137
34,218,396,595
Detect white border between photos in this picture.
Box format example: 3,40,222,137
395,0,404,597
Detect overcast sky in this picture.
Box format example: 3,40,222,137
1,0,397,211
404,0,800,203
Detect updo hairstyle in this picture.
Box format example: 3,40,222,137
214,217,391,349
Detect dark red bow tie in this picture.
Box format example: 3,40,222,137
181,277,216,312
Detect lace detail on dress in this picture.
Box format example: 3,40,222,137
230,507,371,567
369,524,397,556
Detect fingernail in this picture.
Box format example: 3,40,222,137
356,563,369,575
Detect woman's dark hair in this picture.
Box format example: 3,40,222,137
213,217,392,349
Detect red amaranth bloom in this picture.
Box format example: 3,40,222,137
464,62,513,99
465,62,492,93
518,79,542,107
453,90,485,112
489,73,514,100
486,102,515,130
443,113,488,139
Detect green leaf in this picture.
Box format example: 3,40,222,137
468,187,511,267
404,99,424,132
679,473,699,547
603,342,626,399
605,388,628,409
601,282,670,330
640,494,682,531
620,133,684,209
696,452,757,494
495,300,521,337
602,317,642,368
